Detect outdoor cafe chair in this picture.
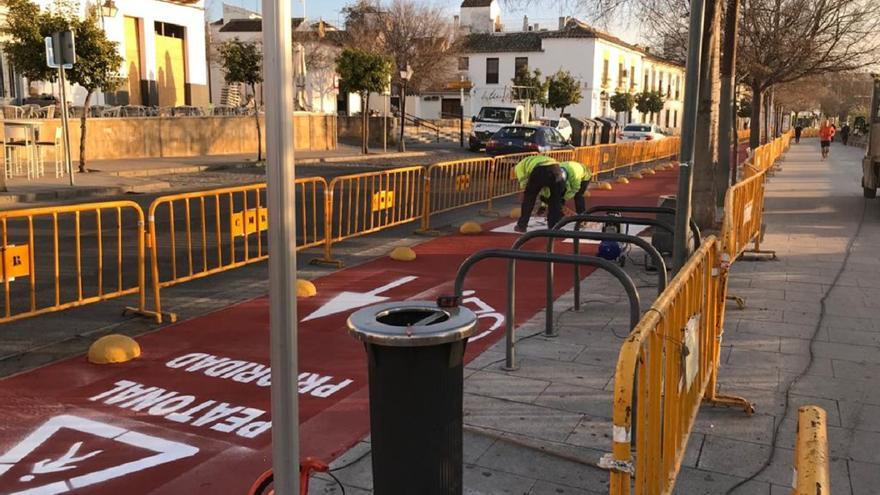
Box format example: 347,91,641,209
36,127,63,178
4,125,38,179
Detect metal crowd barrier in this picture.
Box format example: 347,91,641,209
313,166,424,267
608,236,751,494
147,178,327,322
0,200,151,323
792,406,830,495
420,157,494,232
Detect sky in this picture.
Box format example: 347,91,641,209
206,0,645,45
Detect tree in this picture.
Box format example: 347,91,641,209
610,91,636,123
336,48,393,154
635,91,665,123
219,39,263,161
737,0,880,148
547,70,583,116
737,97,752,119
5,0,123,174
512,67,548,117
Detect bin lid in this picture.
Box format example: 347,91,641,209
347,300,477,346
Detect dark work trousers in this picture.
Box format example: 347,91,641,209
518,164,565,230
573,179,591,214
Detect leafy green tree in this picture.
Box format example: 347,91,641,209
610,91,636,123
635,91,665,123
335,48,392,154
512,67,548,117
219,39,263,161
546,70,582,117
5,0,123,173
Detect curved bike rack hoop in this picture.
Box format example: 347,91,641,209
443,249,640,371
583,204,702,250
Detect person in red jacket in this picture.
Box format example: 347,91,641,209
819,120,835,159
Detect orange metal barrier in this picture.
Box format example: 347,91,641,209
0,201,151,324
489,152,533,203
147,178,326,321
420,157,495,232
609,237,751,494
737,129,750,142
792,406,830,495
313,166,424,266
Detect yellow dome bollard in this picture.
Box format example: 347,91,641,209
642,168,656,176
597,181,613,191
654,163,668,171
88,335,141,364
459,221,483,234
628,171,643,180
616,176,630,185
509,207,521,219
390,246,417,261
296,279,317,298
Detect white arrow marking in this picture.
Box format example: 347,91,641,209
32,442,102,475
301,275,418,322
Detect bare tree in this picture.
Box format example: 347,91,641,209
738,0,880,147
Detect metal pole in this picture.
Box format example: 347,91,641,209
262,0,298,493
398,79,407,152
383,94,388,153
58,67,74,185
672,0,707,272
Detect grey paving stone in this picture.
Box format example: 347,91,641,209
473,437,610,492
503,357,613,391
466,370,551,403
464,393,584,443
565,415,614,451
528,479,602,495
692,410,776,445
463,464,536,495
696,435,772,479
849,460,880,495
533,383,613,419
672,466,771,494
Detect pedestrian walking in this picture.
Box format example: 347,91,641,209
819,120,835,159
795,124,803,143
841,123,850,146
514,155,565,233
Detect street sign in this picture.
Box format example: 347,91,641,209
45,32,74,69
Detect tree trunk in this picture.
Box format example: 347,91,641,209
692,0,722,229
749,82,762,148
716,0,740,205
78,90,93,173
252,84,262,161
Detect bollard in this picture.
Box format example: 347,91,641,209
347,301,477,495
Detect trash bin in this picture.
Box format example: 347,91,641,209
347,300,478,495
597,117,619,144
583,118,600,145
566,117,588,146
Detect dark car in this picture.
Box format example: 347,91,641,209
484,125,574,156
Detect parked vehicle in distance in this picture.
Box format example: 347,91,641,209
469,105,528,151
619,123,667,141
538,117,573,142
485,125,574,156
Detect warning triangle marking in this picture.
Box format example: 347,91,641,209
0,414,199,494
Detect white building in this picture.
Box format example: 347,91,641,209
207,4,348,115
21,0,210,107
422,0,685,131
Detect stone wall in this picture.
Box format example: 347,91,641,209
337,116,399,147
26,113,336,161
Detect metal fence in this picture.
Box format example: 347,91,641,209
0,200,148,323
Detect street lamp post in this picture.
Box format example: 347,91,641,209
398,64,412,153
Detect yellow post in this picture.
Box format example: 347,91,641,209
792,406,830,495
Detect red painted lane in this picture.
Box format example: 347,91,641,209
0,169,678,494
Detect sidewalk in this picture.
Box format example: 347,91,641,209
313,140,880,494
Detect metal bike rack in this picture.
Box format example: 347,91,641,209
583,204,703,249
441,249,640,371
509,229,666,338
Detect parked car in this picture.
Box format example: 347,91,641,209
469,105,529,151
619,123,667,141
485,125,574,156
538,117,573,142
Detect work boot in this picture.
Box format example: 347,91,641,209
514,224,527,233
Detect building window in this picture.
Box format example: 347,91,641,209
514,57,528,76
674,109,678,128
644,72,649,91
618,62,624,88
154,21,184,39
675,76,680,100
665,109,670,128
602,59,610,86
458,57,469,71
630,65,636,90
486,58,499,84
